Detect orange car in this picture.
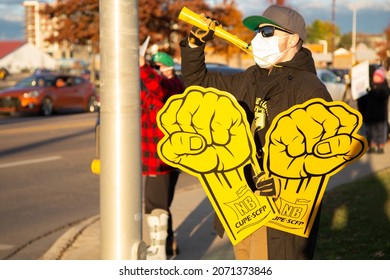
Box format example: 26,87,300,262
0,73,98,116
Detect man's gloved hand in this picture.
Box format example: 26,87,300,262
253,171,281,198
188,14,220,47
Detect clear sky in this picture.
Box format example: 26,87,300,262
0,0,389,40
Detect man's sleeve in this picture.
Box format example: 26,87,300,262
180,38,208,88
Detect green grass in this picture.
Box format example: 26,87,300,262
314,168,390,259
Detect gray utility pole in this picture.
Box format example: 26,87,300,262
351,7,357,65
331,0,335,66
99,0,146,259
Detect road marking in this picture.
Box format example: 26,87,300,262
0,243,14,251
0,156,63,169
0,120,96,135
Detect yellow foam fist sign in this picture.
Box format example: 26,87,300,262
157,85,368,244
157,86,277,245
263,99,367,237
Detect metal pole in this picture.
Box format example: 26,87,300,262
331,0,335,67
351,7,357,65
99,0,146,259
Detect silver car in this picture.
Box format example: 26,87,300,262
317,69,347,101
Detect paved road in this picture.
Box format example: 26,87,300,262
0,112,100,259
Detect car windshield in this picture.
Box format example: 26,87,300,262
14,75,57,88
320,71,338,83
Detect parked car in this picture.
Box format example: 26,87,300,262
33,68,55,75
328,68,351,85
0,73,98,116
174,62,244,77
317,68,347,101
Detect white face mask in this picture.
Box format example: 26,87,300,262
251,33,289,68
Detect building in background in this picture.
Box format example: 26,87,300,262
306,34,385,69
22,0,90,74
23,1,56,57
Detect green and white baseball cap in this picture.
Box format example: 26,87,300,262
243,5,307,41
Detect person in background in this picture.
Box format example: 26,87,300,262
179,5,332,259
151,52,180,80
360,66,390,153
140,52,184,260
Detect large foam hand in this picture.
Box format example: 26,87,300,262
158,87,253,174
265,99,366,178
157,86,276,245
263,99,367,237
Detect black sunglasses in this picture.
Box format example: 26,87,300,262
254,25,292,37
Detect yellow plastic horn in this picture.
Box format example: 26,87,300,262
178,7,251,50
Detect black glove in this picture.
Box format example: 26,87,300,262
188,14,220,47
253,171,280,198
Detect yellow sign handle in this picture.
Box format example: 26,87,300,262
178,7,251,51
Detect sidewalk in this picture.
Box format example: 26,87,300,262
40,142,390,260
41,173,235,260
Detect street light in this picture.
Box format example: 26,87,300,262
331,0,335,66
87,40,94,83
351,7,357,65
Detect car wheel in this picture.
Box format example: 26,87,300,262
41,98,53,116
87,95,98,113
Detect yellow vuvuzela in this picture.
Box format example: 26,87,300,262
179,7,251,51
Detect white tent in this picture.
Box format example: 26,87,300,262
0,42,58,73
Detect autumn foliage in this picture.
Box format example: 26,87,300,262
40,0,247,58
41,0,99,49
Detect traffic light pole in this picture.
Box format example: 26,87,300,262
99,0,146,259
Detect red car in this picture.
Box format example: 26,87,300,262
0,73,98,116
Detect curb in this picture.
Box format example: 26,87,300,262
40,215,100,260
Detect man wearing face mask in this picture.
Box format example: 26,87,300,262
179,5,332,260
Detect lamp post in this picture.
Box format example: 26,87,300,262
351,7,357,66
87,40,95,84
331,0,336,66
